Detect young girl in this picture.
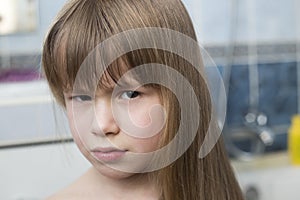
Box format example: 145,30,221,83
42,0,244,199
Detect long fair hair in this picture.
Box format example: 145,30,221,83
42,0,244,199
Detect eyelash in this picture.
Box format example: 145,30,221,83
70,95,92,102
120,91,141,100
69,90,141,102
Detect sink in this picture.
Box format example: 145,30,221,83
232,152,300,200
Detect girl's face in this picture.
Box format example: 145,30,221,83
64,74,165,179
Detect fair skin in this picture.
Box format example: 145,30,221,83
48,74,163,200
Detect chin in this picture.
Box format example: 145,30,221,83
93,162,136,179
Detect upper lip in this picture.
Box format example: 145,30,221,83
91,147,127,153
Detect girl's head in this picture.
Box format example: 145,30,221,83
43,0,243,199
43,0,206,165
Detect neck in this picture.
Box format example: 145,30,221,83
85,167,159,199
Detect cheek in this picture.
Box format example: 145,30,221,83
128,94,164,126
66,104,93,130
66,108,93,157
128,131,163,153
129,109,151,127
66,109,81,143
66,106,92,143
125,100,152,127
124,101,165,138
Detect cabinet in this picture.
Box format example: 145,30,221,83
0,80,71,147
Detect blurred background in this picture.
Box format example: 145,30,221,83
0,0,299,199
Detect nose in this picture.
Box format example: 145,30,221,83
91,99,120,137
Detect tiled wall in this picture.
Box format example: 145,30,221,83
226,62,297,151
227,62,297,127
206,43,299,152
185,0,299,44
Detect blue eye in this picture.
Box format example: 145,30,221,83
71,95,92,102
120,91,140,99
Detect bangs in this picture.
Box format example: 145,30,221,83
42,0,198,106
45,22,163,104
42,0,132,104
53,29,161,94
54,35,133,93
50,0,124,93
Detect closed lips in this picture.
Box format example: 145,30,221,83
91,147,127,153
91,147,127,162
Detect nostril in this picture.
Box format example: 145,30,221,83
91,117,120,137
104,131,119,137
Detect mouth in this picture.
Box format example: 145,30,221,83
91,147,127,162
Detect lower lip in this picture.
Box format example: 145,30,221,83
92,151,126,162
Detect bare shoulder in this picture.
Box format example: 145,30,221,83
46,187,102,200
45,183,84,200
45,183,96,200
46,192,81,200
45,169,96,200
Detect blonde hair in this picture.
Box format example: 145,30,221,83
42,0,244,199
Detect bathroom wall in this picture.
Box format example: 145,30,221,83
0,0,69,147
185,0,299,44
183,0,299,153
0,143,90,199
0,0,296,155
0,0,66,56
